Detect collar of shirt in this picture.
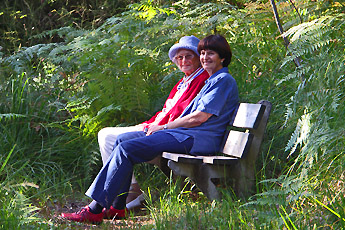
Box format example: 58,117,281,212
177,67,203,90
205,67,229,84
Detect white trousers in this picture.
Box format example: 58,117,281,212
98,126,141,184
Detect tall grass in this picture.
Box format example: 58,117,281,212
0,70,100,228
0,0,344,229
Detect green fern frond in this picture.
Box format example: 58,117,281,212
30,26,88,43
0,113,26,121
277,65,311,85
96,17,122,31
285,109,311,157
129,0,176,22
281,14,344,68
65,96,98,112
283,102,293,128
96,104,122,117
283,17,327,42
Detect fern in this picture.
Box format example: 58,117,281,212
285,109,311,159
130,0,176,21
0,113,26,121
30,26,88,42
277,64,311,85
281,14,344,68
274,9,345,212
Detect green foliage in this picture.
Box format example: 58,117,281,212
0,60,99,227
0,0,344,229
0,0,139,54
145,178,283,229
246,6,345,229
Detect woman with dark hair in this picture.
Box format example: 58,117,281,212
61,35,239,225
198,34,232,69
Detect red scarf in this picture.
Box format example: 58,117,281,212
142,69,209,126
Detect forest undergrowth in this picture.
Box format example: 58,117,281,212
0,0,344,229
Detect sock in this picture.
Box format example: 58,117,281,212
126,193,145,210
88,200,104,214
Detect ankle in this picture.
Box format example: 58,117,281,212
88,201,104,214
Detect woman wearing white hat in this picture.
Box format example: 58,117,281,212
96,35,209,215
61,34,239,224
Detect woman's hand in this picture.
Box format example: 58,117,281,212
146,111,212,135
145,124,163,136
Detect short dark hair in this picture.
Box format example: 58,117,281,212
197,35,232,67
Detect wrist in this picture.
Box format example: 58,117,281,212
163,124,168,130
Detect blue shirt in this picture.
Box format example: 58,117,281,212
163,67,239,155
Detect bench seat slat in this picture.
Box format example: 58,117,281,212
202,156,239,165
162,131,253,164
162,152,203,164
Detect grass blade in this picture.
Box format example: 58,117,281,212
0,144,16,174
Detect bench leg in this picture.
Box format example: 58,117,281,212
235,161,255,197
206,163,255,198
167,160,197,179
194,165,221,200
200,163,255,199
167,161,255,200
167,161,221,200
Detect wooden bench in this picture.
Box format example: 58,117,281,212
160,100,272,200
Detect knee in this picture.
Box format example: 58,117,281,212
112,142,131,162
114,132,128,146
98,127,108,143
117,141,149,164
98,127,115,145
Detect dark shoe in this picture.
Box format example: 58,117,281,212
61,206,103,224
103,206,128,219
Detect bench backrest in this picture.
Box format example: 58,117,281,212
220,100,272,159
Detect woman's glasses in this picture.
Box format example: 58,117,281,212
174,54,195,62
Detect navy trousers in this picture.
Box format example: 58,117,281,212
85,131,193,209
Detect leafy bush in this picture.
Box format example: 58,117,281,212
0,0,344,228
0,0,139,54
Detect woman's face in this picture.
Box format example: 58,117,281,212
175,49,201,76
200,49,224,75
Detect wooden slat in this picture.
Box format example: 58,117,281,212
222,130,253,158
232,103,265,129
202,155,238,165
162,152,203,164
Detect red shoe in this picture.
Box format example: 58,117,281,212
61,206,103,224
103,206,128,219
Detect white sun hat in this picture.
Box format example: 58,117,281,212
168,35,200,61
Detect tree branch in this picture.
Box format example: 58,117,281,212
288,0,303,24
270,0,302,67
